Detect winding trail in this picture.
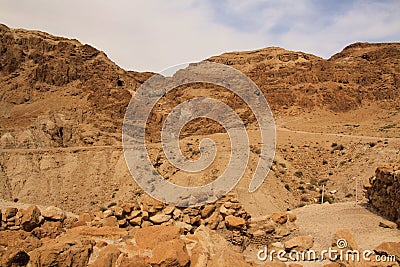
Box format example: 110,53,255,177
0,145,122,153
1,127,399,154
277,127,400,141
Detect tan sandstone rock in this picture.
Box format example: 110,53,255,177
284,236,314,251
225,215,246,229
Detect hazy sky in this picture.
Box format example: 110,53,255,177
1,0,399,72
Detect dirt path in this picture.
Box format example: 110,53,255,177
246,202,400,266
277,127,400,141
0,145,121,153
1,127,399,154
293,202,400,251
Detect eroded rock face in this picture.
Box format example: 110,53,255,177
209,43,400,113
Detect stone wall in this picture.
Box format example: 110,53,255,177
365,166,400,225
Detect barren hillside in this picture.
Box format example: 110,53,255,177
0,24,399,216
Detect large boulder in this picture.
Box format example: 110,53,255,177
29,236,93,267
149,239,190,267
21,205,42,232
41,206,66,221
134,225,182,250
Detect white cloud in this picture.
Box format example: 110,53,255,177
277,0,400,58
0,0,398,71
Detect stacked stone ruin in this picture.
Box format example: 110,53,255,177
365,166,400,226
0,193,299,249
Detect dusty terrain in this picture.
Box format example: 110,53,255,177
0,24,399,266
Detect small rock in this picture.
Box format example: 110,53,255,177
287,213,297,222
201,204,215,218
225,215,245,229
182,214,191,224
190,215,201,225
139,195,164,213
284,236,314,251
379,220,397,229
182,207,199,216
271,241,285,249
103,210,113,218
129,216,142,227
118,219,128,228
224,202,234,208
102,216,118,227
141,211,149,221
263,221,276,233
274,227,291,238
93,211,104,219
252,230,265,237
63,217,78,229
112,206,124,219
174,221,193,232
149,214,171,224
207,212,220,230
120,203,135,214
72,221,87,228
218,220,225,229
272,212,287,224
126,210,141,220
42,206,66,221
172,209,182,220
21,205,42,232
163,206,175,215
141,221,152,227
219,205,231,216
4,207,18,219
79,213,92,222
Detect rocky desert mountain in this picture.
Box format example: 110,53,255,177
0,24,399,266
